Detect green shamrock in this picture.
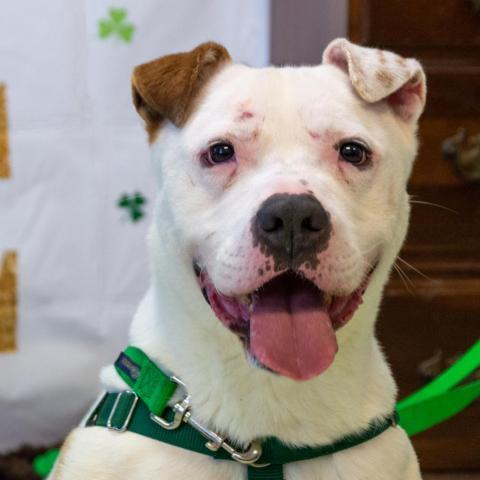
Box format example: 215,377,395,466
117,192,147,222
99,8,135,43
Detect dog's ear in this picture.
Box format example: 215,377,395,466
132,42,231,140
323,39,426,123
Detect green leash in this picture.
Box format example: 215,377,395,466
397,339,480,436
34,340,480,478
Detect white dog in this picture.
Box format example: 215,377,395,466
51,38,426,479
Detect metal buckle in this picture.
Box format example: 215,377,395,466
149,376,268,467
107,390,139,432
150,395,191,430
149,375,190,430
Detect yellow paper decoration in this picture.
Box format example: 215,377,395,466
0,251,17,352
0,84,10,178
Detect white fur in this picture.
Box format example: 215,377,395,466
52,40,424,479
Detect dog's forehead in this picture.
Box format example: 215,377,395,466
213,64,358,112
186,63,367,139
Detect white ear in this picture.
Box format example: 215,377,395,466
323,38,426,123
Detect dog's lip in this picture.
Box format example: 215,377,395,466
194,262,377,338
195,264,377,380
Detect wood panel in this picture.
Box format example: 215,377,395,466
412,117,480,187
349,0,480,47
355,0,480,456
424,475,480,480
377,185,480,471
370,1,480,47
349,0,480,121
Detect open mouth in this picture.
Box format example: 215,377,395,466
195,267,374,381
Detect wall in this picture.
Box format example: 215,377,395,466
0,0,270,451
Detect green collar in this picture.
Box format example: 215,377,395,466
86,346,398,480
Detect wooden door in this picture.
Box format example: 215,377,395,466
349,0,480,471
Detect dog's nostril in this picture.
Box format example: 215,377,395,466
302,216,317,232
259,213,284,233
303,212,326,232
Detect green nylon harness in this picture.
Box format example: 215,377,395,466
86,346,399,480
34,340,480,478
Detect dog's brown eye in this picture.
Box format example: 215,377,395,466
206,142,235,165
339,142,370,166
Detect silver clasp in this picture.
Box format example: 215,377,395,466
149,375,190,430
150,376,268,467
150,395,191,430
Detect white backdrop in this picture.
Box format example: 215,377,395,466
0,0,270,451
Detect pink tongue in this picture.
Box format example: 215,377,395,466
250,274,338,381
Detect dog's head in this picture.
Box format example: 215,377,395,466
132,40,426,381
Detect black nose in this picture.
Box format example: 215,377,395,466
254,193,331,267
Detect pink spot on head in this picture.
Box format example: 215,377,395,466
235,100,255,122
309,128,345,143
239,110,254,120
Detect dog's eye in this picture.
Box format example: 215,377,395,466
205,142,235,166
338,141,371,167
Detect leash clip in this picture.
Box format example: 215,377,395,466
182,410,268,467
150,377,268,467
149,376,191,430
219,439,269,468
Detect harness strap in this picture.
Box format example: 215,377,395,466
33,341,480,479
114,346,177,416
87,392,397,479
88,347,398,480
247,464,284,480
88,393,234,461
88,391,398,462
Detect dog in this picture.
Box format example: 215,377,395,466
50,38,426,479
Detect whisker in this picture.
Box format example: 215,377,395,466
410,199,458,215
397,256,434,281
393,262,415,295
392,263,409,291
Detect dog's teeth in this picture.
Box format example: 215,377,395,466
324,293,333,306
238,295,250,306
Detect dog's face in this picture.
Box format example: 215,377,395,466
132,40,426,381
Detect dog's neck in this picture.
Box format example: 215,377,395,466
125,225,397,446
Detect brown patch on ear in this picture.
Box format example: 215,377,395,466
323,38,426,123
132,42,231,142
376,70,394,88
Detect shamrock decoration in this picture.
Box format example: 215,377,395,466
98,8,135,43
117,192,147,222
